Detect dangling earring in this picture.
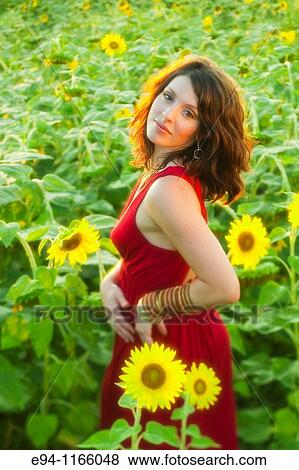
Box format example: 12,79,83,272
193,140,204,159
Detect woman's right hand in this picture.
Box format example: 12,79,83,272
100,277,135,343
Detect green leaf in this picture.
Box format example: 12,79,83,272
238,408,272,444
241,354,275,385
269,226,289,242
21,225,50,242
234,381,250,398
65,273,88,298
288,256,299,274
42,173,75,192
3,151,53,162
0,186,22,206
118,393,138,409
238,261,279,280
1,315,29,350
85,214,117,231
0,221,19,247
67,401,99,435
186,424,220,449
271,358,299,389
38,287,66,307
226,325,246,355
143,421,180,448
258,280,289,305
48,359,77,397
171,401,195,421
236,201,264,215
5,275,43,303
78,430,119,450
0,163,33,181
35,266,57,290
287,390,299,413
26,414,58,448
109,419,141,446
274,408,299,436
0,355,31,412
29,318,54,358
100,237,120,255
78,419,136,450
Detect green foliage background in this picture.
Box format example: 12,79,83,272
0,0,298,450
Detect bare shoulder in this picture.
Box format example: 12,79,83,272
145,174,202,217
145,174,239,297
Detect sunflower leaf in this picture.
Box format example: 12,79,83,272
171,401,195,421
186,424,221,449
258,280,289,305
269,226,289,242
143,421,180,447
118,393,138,409
0,221,20,247
77,419,134,449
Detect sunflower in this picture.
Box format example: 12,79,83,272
184,363,222,410
100,33,127,57
39,14,49,23
225,214,270,270
118,0,133,16
114,107,133,119
117,342,187,412
278,30,296,44
82,0,91,10
67,58,79,71
46,219,100,267
287,193,299,228
277,1,288,11
202,16,213,29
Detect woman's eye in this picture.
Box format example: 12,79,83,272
163,92,172,101
184,110,194,119
163,93,195,119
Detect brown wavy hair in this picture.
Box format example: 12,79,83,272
128,54,257,205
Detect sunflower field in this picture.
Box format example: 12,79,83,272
0,0,298,450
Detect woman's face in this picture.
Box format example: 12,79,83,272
146,75,200,156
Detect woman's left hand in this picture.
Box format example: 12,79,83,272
135,297,167,344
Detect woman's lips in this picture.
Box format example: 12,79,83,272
154,119,171,134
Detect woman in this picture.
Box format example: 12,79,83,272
99,54,255,449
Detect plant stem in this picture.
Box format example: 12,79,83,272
40,348,49,414
179,396,189,450
16,233,37,277
264,255,293,281
130,406,142,450
286,61,296,108
96,248,106,283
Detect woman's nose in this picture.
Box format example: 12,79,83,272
161,106,177,122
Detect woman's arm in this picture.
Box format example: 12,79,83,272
145,175,240,306
100,258,123,286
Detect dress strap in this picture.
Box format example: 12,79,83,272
151,165,207,222
118,165,207,223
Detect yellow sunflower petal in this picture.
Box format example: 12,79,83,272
117,342,187,412
287,193,299,227
225,214,270,269
184,362,222,410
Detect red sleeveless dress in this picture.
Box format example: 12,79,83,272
99,165,238,450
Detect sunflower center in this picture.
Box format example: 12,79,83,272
62,233,82,251
238,231,255,251
194,378,207,395
141,363,166,389
109,41,119,50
